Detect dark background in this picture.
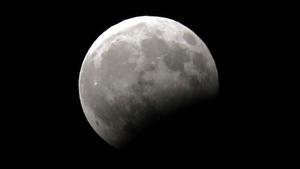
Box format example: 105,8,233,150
2,1,295,167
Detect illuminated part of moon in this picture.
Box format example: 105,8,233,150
79,16,219,148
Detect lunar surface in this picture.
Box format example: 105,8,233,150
79,16,219,148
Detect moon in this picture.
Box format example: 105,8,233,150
79,16,219,148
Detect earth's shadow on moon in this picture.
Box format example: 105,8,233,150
118,96,222,153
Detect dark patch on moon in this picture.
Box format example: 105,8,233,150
138,75,155,88
131,71,155,94
188,75,201,88
123,96,157,127
106,92,159,144
144,63,156,72
131,83,144,94
95,120,99,126
192,52,208,71
141,36,169,59
183,32,196,46
155,29,163,36
92,95,116,126
163,42,190,73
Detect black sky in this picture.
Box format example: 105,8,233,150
2,1,294,167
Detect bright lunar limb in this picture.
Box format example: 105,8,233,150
79,16,219,148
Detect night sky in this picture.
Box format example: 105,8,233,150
2,1,291,167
